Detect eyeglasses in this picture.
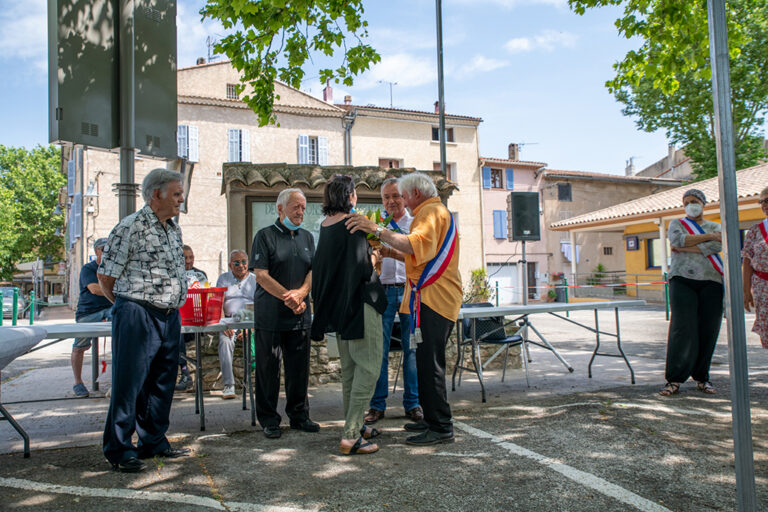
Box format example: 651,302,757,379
232,261,248,266
759,198,768,205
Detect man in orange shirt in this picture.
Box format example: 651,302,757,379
347,172,461,445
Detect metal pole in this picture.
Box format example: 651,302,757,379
0,290,3,326
564,277,569,317
119,0,137,219
495,281,499,307
29,291,35,326
435,0,447,177
12,287,18,326
707,1,756,509
664,272,670,321
521,241,528,306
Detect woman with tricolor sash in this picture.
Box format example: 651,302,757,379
742,186,768,348
660,189,723,397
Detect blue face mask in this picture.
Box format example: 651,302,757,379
282,216,303,231
350,207,356,214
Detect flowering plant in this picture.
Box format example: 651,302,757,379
363,208,400,242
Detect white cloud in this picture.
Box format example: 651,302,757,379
355,53,436,89
455,55,509,78
0,0,47,73
504,29,578,53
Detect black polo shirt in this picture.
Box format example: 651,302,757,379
250,219,314,331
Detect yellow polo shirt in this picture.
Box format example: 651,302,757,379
399,196,462,322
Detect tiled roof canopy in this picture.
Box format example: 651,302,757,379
550,163,768,231
221,164,458,203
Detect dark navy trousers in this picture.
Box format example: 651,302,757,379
103,297,180,464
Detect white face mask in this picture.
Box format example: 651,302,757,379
685,203,703,218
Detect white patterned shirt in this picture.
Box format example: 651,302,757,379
99,205,187,308
379,210,413,285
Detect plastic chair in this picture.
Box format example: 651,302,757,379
457,302,529,393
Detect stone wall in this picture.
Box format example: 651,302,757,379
186,331,522,392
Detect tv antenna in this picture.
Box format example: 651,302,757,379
206,36,221,62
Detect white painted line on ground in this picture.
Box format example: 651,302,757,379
454,421,672,512
0,477,320,512
488,400,734,418
431,451,490,458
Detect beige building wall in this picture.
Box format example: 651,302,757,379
348,112,484,282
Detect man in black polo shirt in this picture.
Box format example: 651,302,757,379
71,237,113,397
250,188,317,439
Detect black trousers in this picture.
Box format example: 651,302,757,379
665,276,724,384
103,298,179,464
416,303,454,434
254,328,311,428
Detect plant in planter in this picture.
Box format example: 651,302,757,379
547,289,557,302
462,268,495,304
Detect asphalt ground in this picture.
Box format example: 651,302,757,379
0,305,766,511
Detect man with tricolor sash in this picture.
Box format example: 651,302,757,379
346,172,462,445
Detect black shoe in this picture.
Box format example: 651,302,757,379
138,447,191,459
403,421,428,432
264,425,282,438
175,374,193,392
111,457,147,473
290,418,320,433
405,430,455,446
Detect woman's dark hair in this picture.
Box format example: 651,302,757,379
322,175,355,215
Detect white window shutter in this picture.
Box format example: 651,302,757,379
72,193,82,240
188,126,199,162
449,164,458,182
241,129,250,162
228,129,239,162
318,136,328,165
177,125,188,159
298,134,309,164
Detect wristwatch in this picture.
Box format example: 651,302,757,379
376,226,384,238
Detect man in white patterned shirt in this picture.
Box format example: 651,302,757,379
98,168,191,473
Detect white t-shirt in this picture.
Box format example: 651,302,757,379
216,271,257,316
379,210,413,285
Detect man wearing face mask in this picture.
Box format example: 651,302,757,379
660,188,723,397
249,188,317,438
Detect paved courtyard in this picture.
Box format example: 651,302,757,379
0,305,766,511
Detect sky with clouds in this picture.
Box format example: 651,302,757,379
1,0,677,174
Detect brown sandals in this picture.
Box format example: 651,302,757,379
696,381,716,394
339,437,379,456
360,425,381,440
659,382,680,396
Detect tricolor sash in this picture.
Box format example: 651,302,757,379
754,219,768,281
383,210,402,232
408,213,457,333
679,217,724,275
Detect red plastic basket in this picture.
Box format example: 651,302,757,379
180,287,227,326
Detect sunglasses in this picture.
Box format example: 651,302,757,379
232,260,248,266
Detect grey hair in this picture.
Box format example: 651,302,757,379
381,177,399,192
142,168,183,203
276,188,305,209
398,172,437,199
229,249,247,261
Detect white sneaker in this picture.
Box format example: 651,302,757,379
221,385,236,399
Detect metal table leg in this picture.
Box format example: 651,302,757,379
196,331,205,431
588,309,600,379
469,319,487,403
614,308,635,384
0,403,30,458
92,337,100,392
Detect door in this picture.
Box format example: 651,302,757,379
527,262,537,300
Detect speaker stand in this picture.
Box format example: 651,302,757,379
518,240,574,373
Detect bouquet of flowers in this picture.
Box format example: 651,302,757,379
363,209,401,244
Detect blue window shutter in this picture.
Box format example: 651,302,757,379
505,168,514,190
482,167,491,189
493,210,505,239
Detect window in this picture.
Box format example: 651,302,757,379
434,162,458,182
493,210,507,239
228,128,250,162
603,247,613,256
431,126,455,142
490,169,503,189
647,238,662,268
451,211,459,232
298,134,328,165
557,183,572,202
226,83,238,100
379,158,401,169
177,125,199,162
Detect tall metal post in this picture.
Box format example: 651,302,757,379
435,0,447,176
118,0,137,219
707,1,756,509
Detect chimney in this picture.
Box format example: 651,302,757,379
344,95,352,105
196,57,206,65
323,83,333,103
667,143,676,170
434,101,440,114
625,157,636,176
508,143,520,161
